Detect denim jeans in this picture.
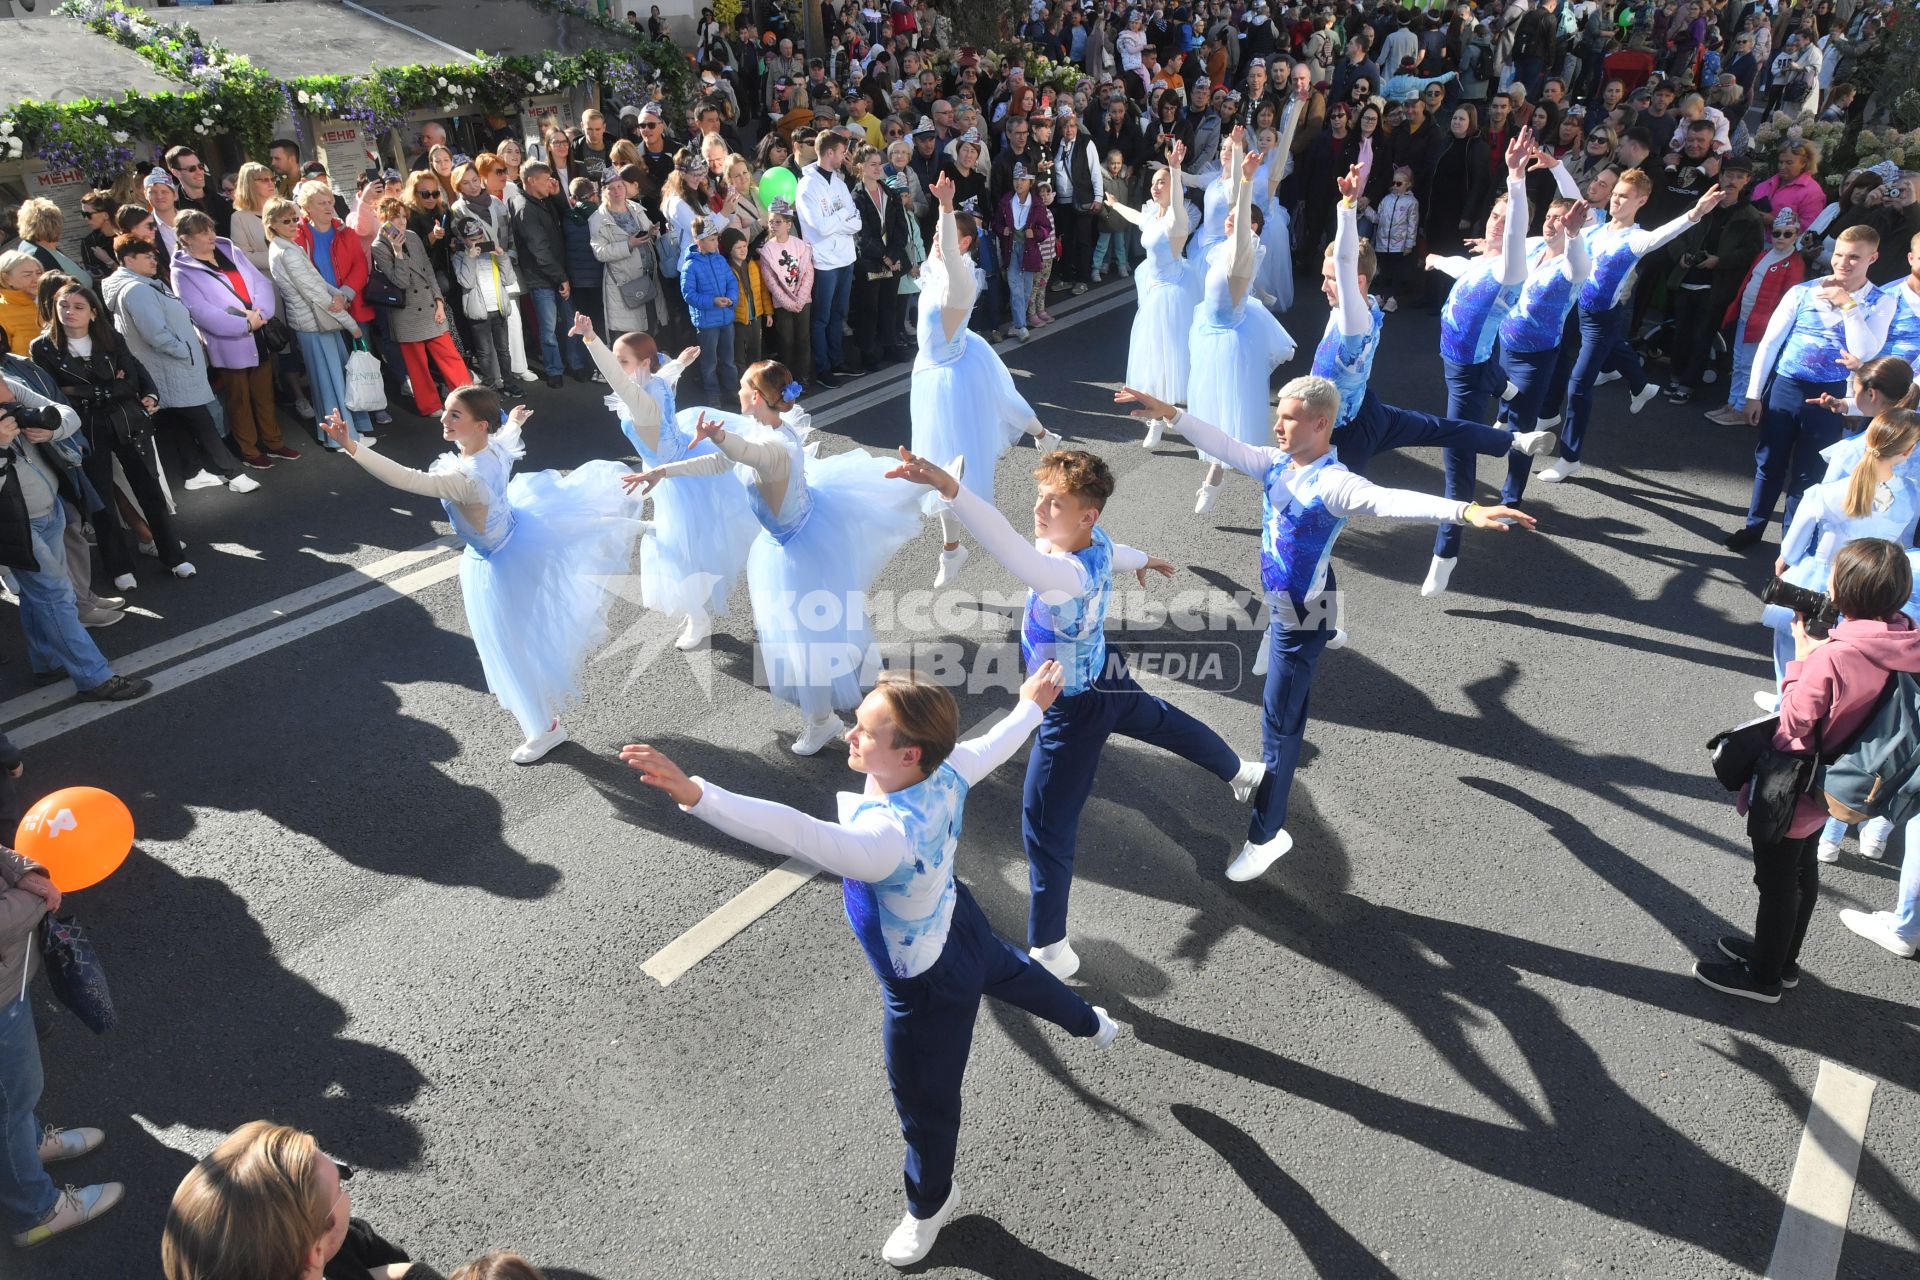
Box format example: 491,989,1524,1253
810,265,853,375
694,324,737,407
1895,812,1920,941
1007,263,1034,329
18,503,113,690
528,287,583,375
0,995,57,1234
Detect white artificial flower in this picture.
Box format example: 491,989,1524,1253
544,61,553,71
112,131,129,143
94,114,108,126
437,76,449,87
298,89,311,104
0,119,14,136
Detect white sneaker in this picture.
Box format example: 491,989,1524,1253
1142,418,1166,448
171,561,197,579
792,715,846,756
11,1182,123,1249
1628,382,1660,413
1817,840,1842,863
1860,837,1887,860
78,607,122,629
1754,689,1780,714
933,545,969,588
1251,641,1269,677
1421,555,1456,598
1230,758,1266,803
1091,1006,1120,1050
1537,459,1582,483
227,474,261,494
510,722,567,764
675,612,711,651
1194,480,1222,514
1034,428,1064,454
1534,412,1563,431
881,1185,962,1268
112,573,136,591
1510,428,1559,457
1326,627,1348,650
1502,380,1519,401
1838,908,1917,958
182,470,222,491
1595,369,1623,387
1029,938,1080,980
517,369,540,382
1014,326,1031,341
1226,829,1294,881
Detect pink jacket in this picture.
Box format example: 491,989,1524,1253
758,235,815,312
1751,173,1826,238
1772,614,1920,836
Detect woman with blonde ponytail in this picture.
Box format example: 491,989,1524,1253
1761,409,1920,713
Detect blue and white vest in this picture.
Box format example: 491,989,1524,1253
841,763,968,981
1261,453,1350,616
1021,525,1114,695
1440,257,1522,365
1778,281,1879,385
1311,300,1384,429
1500,242,1580,355
1578,221,1647,312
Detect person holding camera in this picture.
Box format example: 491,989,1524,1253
1701,537,1920,1003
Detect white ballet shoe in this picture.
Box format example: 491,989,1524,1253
1754,689,1780,714
933,545,969,588
1227,829,1294,881
1628,382,1659,413
1230,758,1267,803
511,722,567,764
1510,428,1558,457
1502,380,1519,401
1251,641,1270,677
1142,417,1166,448
1034,428,1064,454
881,1186,961,1268
1534,412,1563,431
1537,458,1582,483
792,715,846,756
1325,627,1348,650
675,612,711,651
1194,480,1222,514
1595,369,1623,387
1421,555,1456,597
1029,938,1080,980
1091,1006,1120,1050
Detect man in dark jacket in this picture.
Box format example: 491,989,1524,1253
562,177,606,381
1664,157,1766,403
507,163,581,387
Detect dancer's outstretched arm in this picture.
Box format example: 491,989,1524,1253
1332,167,1373,338
1116,387,1278,479
1225,129,1260,310
324,410,490,504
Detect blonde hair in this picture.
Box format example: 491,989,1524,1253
232,162,276,214
161,1121,333,1280
1617,167,1653,196
17,197,62,245
1322,235,1379,286
1845,409,1920,518
261,198,301,240
293,179,334,208
450,1252,549,1280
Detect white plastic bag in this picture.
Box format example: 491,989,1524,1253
344,339,387,413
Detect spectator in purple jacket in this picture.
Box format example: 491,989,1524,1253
171,209,295,469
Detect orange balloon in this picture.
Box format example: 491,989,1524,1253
14,787,134,892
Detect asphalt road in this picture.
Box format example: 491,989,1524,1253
6,275,1916,1280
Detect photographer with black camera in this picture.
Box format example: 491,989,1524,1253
1702,537,1920,1003
0,376,149,703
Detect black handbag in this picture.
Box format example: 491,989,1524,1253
1707,714,1780,791
38,915,117,1034
364,268,407,310
256,315,293,355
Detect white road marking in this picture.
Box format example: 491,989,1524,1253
210,542,265,560
1765,1060,1878,1280
0,539,455,731
131,1114,230,1162
638,712,1010,985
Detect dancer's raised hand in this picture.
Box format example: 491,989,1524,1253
1114,385,1177,422
569,312,596,341
885,446,960,500
930,171,955,209
1336,163,1366,203
677,345,701,367
691,412,727,446
506,405,533,429
1136,554,1176,588
618,744,702,806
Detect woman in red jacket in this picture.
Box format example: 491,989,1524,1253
1708,208,1806,425
1701,538,1920,1003
293,181,384,424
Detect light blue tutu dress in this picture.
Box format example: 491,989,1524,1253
1187,235,1298,447
1763,474,1920,683
1253,151,1295,314
594,348,758,621
1125,199,1202,402
911,211,1038,512
1189,171,1232,266
349,420,646,739
652,411,924,721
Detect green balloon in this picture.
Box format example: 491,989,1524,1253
759,166,797,211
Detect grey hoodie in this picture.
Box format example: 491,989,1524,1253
101,267,215,410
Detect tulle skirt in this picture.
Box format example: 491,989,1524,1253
463,460,646,739
748,449,924,718
1257,203,1294,313
1126,260,1201,402
912,331,1035,511
639,441,758,620
1187,303,1296,447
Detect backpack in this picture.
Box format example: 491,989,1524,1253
1822,671,1920,824
1472,41,1494,81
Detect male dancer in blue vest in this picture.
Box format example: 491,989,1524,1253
1116,375,1536,880
619,660,1117,1269
886,447,1266,980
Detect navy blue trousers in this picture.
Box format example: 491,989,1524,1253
1436,356,1513,559
881,882,1097,1219
1247,598,1335,845
1330,388,1514,480
1021,664,1241,948
1496,341,1563,507
1746,372,1847,535
1561,303,1647,463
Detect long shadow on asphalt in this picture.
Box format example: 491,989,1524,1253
906,1214,1105,1278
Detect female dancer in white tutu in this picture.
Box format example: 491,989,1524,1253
629,362,924,756
911,172,1064,588
1251,87,1308,315
1189,129,1299,516
575,314,758,650
1104,140,1202,448
322,390,646,763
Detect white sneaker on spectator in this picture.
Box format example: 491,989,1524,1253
881,1187,961,1268
1839,908,1918,957
1817,840,1841,863
112,573,136,591
227,474,261,494
1227,829,1293,881
11,1183,123,1248
37,1126,104,1164
136,540,158,558
172,561,197,579
511,722,567,764
1595,369,1623,386
1030,938,1079,979
516,369,540,382
182,471,222,491
94,595,125,610
1628,383,1660,413
1537,459,1582,483
294,396,316,420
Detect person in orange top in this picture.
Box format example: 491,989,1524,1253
0,253,43,355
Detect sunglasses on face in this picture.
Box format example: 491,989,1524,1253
417,190,442,200
177,162,204,174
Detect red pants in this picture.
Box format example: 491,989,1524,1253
399,332,471,415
